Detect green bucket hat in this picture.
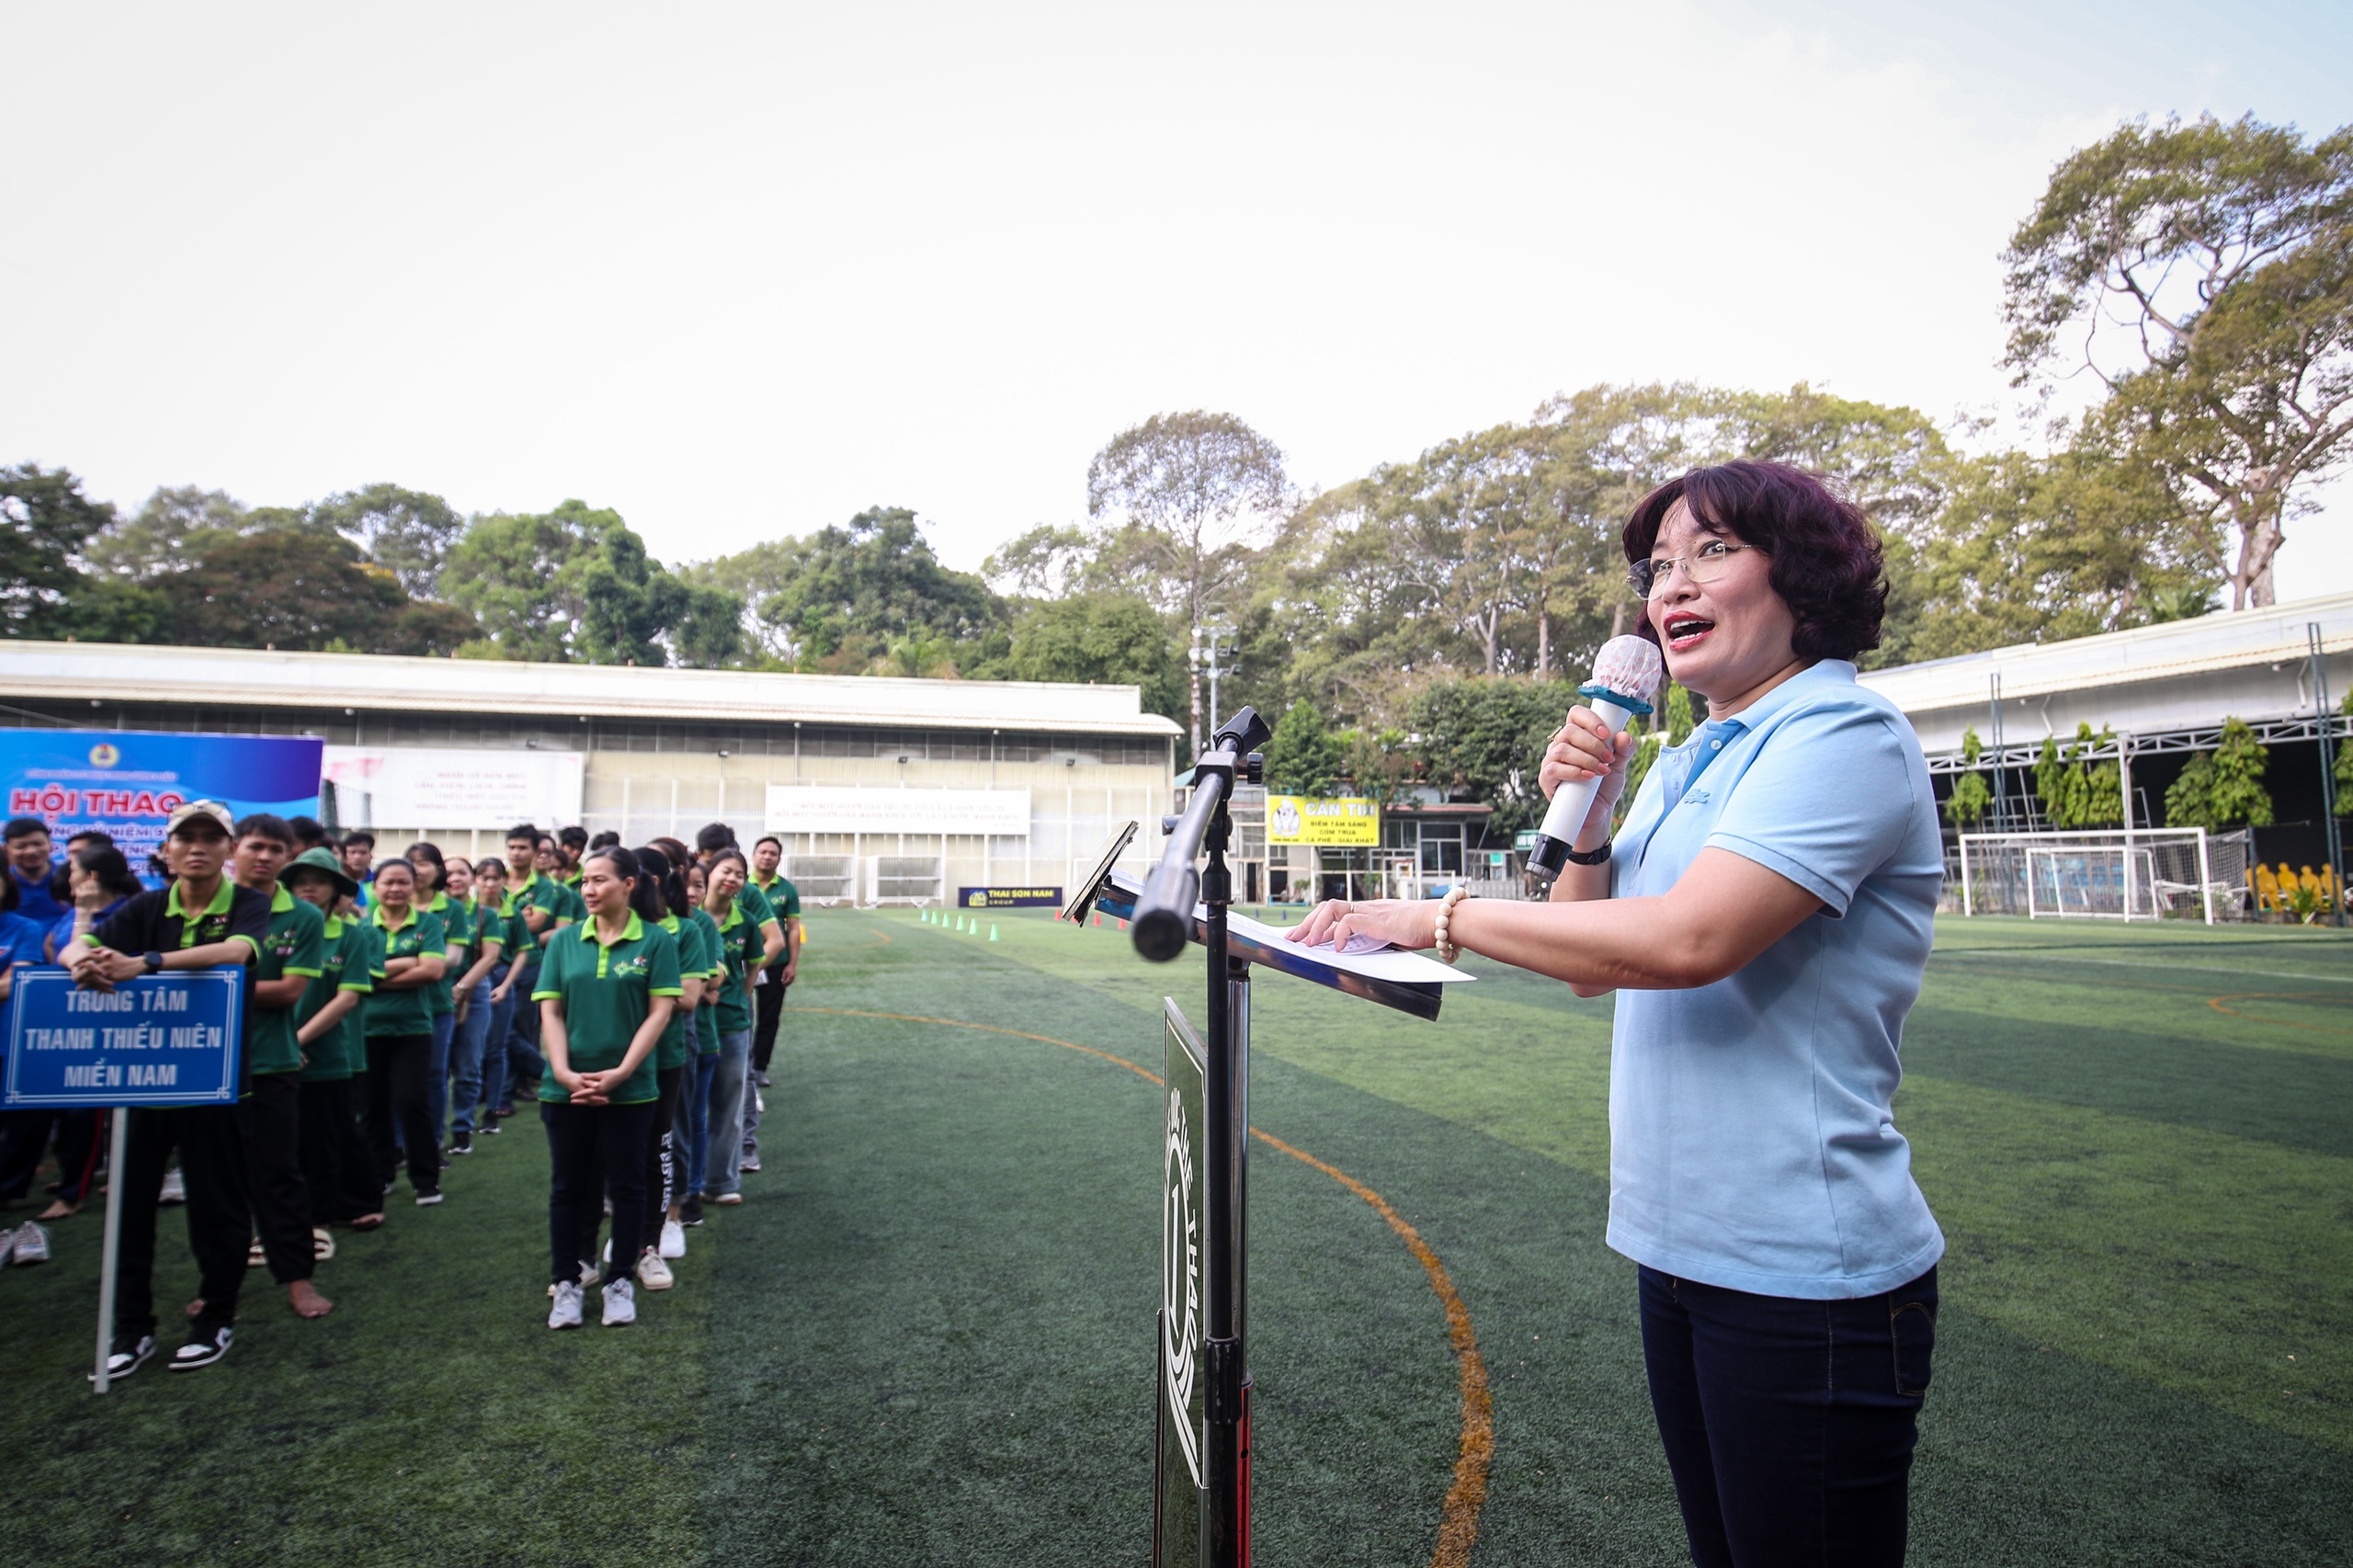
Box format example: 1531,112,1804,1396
283,846,358,899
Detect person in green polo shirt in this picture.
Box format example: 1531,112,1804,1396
404,842,472,1151
535,845,681,1330
698,847,765,1206
284,848,384,1235
230,815,332,1321
748,833,801,1088
678,859,727,1228
606,845,706,1292
360,858,448,1206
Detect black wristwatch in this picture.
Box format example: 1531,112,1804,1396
1564,840,1612,867
142,950,165,973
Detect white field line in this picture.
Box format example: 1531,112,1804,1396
1935,949,2353,986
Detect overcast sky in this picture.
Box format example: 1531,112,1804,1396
6,1,2348,597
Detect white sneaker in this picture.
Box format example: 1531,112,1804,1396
159,1167,187,1205
601,1278,637,1326
14,1221,52,1266
636,1248,674,1290
547,1261,598,1298
658,1219,686,1259
549,1279,585,1329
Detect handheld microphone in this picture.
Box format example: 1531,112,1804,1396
1526,635,1664,885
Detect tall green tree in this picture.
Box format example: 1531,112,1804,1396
444,499,742,667
311,483,467,598
85,485,251,580
0,464,164,641
2165,718,2274,828
1407,676,1583,833
728,506,997,674
2003,114,2353,608
1262,699,1347,796
1002,593,1183,720
1086,412,1288,752
165,530,477,654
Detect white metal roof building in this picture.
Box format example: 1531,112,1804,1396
0,641,1185,903
1859,591,2353,772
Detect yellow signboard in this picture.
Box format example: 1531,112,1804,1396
1266,795,1379,846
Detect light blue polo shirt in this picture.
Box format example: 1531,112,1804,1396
1607,659,1945,1299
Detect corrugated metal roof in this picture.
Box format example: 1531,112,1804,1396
0,641,1185,739
1860,591,2353,710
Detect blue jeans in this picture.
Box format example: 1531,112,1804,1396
678,1049,717,1198
424,1009,456,1142
1639,1264,1938,1568
501,961,545,1108
447,976,495,1136
702,1028,754,1196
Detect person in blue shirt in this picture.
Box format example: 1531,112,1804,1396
5,817,63,927
1290,461,1943,1568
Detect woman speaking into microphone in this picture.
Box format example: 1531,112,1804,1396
1289,460,1944,1567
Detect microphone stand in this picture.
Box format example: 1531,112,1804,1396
1132,705,1269,1568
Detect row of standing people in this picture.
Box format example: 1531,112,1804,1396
0,807,800,1370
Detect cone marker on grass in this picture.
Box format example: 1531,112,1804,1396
989,924,999,941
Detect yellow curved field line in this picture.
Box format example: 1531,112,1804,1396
2205,991,2353,1034
799,1005,1493,1568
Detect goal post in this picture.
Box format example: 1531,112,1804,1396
1956,828,2245,924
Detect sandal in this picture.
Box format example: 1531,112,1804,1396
246,1239,267,1268
312,1227,337,1261
349,1213,386,1232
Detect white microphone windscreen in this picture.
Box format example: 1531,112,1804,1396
1587,635,1665,715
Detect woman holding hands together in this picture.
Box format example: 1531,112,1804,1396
534,846,681,1330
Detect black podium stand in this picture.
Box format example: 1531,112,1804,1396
1064,708,1461,1568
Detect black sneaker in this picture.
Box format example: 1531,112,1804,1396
753,1071,771,1088
479,1119,502,1136
449,1131,473,1156
169,1322,233,1371
91,1331,157,1381
679,1195,705,1227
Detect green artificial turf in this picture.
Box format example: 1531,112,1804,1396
5,907,2348,1564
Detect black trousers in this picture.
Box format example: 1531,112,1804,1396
1640,1265,1938,1568
543,1098,654,1287
117,1105,250,1337
237,1071,313,1284
365,1032,441,1197
299,1078,381,1225
645,1063,684,1218
752,967,788,1073
0,1108,102,1203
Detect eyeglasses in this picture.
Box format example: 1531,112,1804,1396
1627,539,1750,600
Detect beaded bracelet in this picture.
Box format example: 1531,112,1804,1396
1433,885,1472,964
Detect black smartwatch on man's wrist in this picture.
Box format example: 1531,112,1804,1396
143,951,165,973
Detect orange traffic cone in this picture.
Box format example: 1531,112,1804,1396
1118,918,1127,930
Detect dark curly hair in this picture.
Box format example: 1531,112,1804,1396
1623,460,1888,662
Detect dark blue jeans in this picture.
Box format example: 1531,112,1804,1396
1639,1264,1937,1568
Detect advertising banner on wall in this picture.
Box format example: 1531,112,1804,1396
321,746,585,829
766,785,1031,836
1265,795,1380,846
0,730,321,863
955,885,1063,909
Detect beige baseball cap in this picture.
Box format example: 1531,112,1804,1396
165,800,237,838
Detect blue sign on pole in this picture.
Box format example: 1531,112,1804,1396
3,971,244,1108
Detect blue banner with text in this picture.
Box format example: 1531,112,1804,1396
2,970,244,1108
0,729,322,868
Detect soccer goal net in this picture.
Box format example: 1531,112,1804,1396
1955,829,2251,924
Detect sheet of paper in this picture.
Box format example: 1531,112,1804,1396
1223,909,1475,984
